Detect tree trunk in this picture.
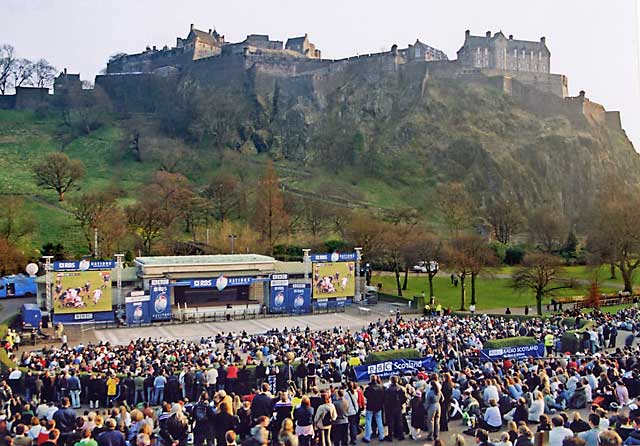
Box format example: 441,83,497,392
428,273,435,299
395,265,402,297
620,262,633,293
471,273,477,305
402,266,409,291
610,262,617,280
58,191,65,201
536,290,543,316
459,274,466,311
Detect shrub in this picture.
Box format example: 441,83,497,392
483,337,537,350
505,246,525,265
365,349,420,364
489,242,507,263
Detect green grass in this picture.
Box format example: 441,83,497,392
373,273,616,311
489,265,638,289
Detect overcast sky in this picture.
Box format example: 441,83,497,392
3,0,640,149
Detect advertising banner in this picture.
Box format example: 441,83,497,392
310,252,357,262
186,276,253,290
269,282,288,314
54,260,116,272
150,278,171,321
126,295,151,325
53,270,112,314
312,262,355,298
287,284,311,314
353,357,437,382
479,343,546,361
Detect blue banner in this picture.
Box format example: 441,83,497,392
287,284,311,314
126,296,151,325
353,357,437,382
269,283,288,314
311,252,357,262
479,343,546,361
52,311,114,324
150,278,171,321
54,260,116,272
184,276,254,290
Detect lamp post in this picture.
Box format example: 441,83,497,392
354,247,362,302
43,256,53,312
115,254,124,312
228,234,238,254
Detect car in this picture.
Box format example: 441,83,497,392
413,261,428,273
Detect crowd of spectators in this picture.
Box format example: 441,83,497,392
0,307,638,446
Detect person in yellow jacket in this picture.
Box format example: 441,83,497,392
544,332,554,356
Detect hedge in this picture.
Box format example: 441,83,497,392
483,337,537,349
365,349,420,364
561,320,595,353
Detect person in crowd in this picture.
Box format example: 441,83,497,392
314,393,336,446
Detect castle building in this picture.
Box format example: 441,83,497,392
176,24,225,59
53,68,82,95
457,30,550,73
285,34,321,59
400,39,448,62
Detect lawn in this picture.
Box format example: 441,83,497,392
372,273,616,311
489,265,637,289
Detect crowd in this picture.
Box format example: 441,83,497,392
0,307,638,446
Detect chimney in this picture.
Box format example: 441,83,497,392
509,34,513,40
63,68,67,75
465,30,470,39
190,23,194,31
540,36,546,44
486,31,492,38
152,45,157,51
209,29,212,34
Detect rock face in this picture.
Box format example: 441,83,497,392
96,54,640,219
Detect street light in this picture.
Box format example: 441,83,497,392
228,234,238,254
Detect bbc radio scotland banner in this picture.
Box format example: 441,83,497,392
287,284,311,314
480,343,545,361
125,294,151,325
353,357,437,382
149,278,171,321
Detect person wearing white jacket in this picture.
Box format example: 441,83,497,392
528,390,545,423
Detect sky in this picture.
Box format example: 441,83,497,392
3,0,640,149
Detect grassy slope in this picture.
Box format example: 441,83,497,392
0,110,154,255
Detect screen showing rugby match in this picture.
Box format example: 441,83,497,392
312,262,355,298
53,270,113,314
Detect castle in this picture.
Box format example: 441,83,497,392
0,25,623,132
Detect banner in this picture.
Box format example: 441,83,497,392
184,276,253,290
53,271,112,314
353,357,437,382
311,252,357,262
126,295,151,325
269,282,288,314
479,343,545,361
287,284,311,314
150,278,171,321
54,260,116,271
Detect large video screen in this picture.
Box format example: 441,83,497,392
312,262,355,298
53,270,112,314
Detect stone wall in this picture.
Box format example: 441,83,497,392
480,68,567,97
14,87,51,110
606,111,622,131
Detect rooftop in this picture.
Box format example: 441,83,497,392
135,254,276,267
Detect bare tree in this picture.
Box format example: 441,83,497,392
413,232,443,301
33,152,86,201
528,207,569,252
11,58,34,88
32,59,56,89
446,235,479,310
0,44,17,94
485,197,524,245
587,195,640,293
512,253,574,316
434,182,473,236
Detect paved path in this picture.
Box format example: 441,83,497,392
91,303,412,346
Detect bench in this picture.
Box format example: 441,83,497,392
358,307,371,315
